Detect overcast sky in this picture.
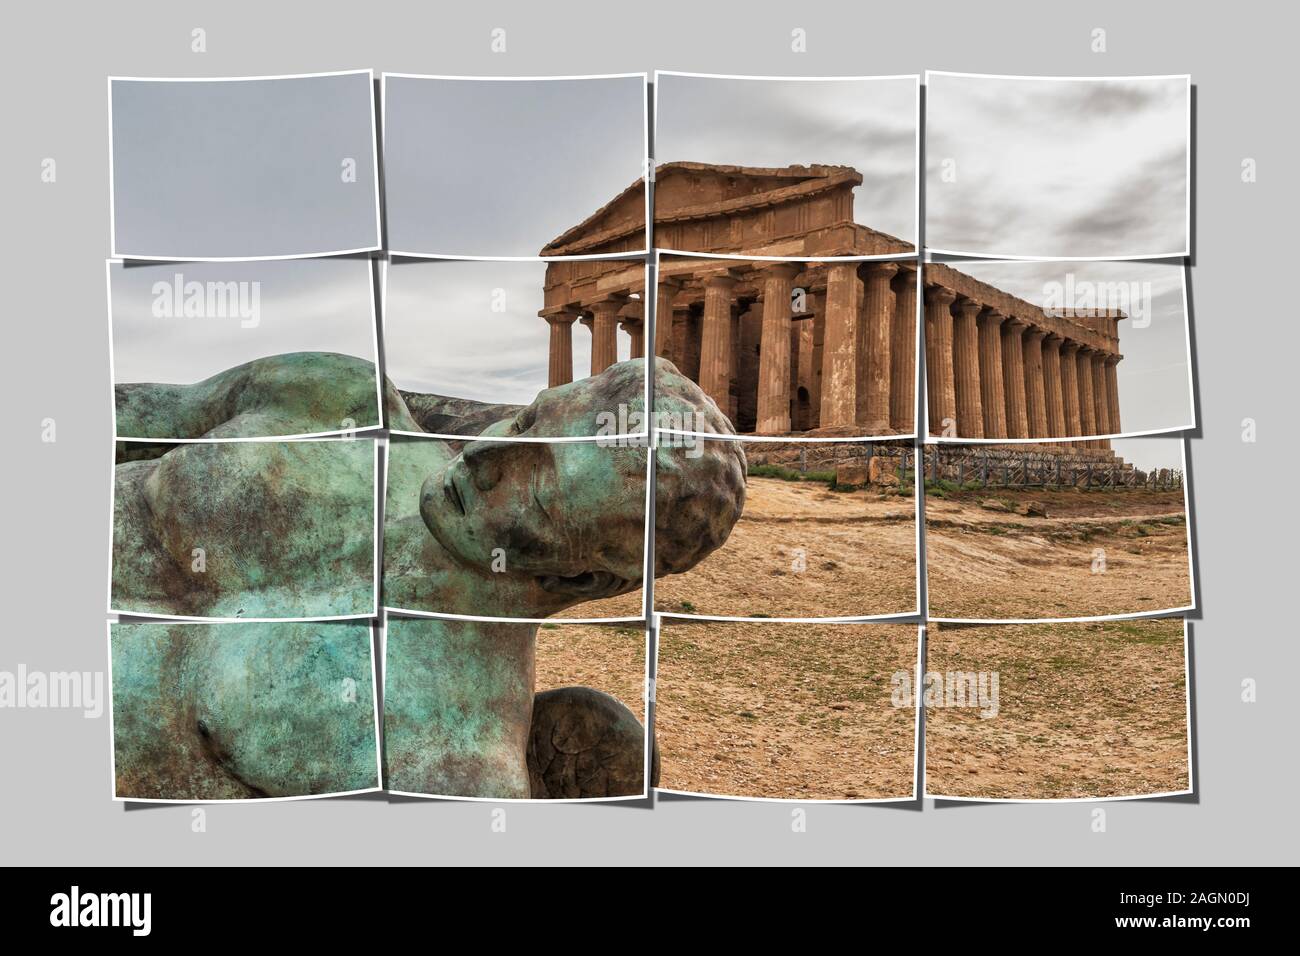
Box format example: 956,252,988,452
384,76,646,257
656,74,917,246
1111,436,1186,475
384,259,636,403
111,73,379,259
926,74,1188,258
951,259,1191,435
110,258,377,384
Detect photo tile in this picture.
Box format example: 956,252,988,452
923,437,1195,622
108,258,382,441
654,619,920,801
922,259,1194,441
109,71,380,260
384,616,649,800
924,72,1190,260
655,437,919,621
924,618,1191,801
385,257,648,439
109,438,378,621
382,74,648,258
383,436,647,622
109,620,381,802
655,254,919,440
653,73,918,257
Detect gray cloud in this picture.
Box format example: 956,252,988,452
111,73,379,259
383,76,647,257
110,258,377,384
926,75,1188,257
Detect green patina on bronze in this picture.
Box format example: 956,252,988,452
111,438,375,619
383,357,746,798
110,351,747,798
115,351,382,440
111,621,378,800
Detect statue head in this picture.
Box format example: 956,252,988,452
418,358,746,611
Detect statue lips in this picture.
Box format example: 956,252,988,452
443,468,467,517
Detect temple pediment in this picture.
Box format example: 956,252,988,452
540,162,909,258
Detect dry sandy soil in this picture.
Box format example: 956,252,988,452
655,620,919,799
925,488,1191,619
925,618,1189,800
655,476,918,619
535,622,646,724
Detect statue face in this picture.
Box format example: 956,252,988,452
417,358,746,607
420,438,648,601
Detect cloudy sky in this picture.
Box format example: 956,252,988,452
111,73,379,259
656,74,917,245
1111,436,1187,475
384,259,636,403
383,75,646,257
951,259,1192,435
926,74,1188,258
110,258,377,384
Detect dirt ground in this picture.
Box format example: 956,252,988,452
535,623,647,724
654,476,918,619
925,619,1190,800
925,488,1191,619
655,620,919,800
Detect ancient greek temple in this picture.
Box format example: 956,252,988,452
538,163,1123,444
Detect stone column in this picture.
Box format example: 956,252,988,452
1105,354,1122,436
976,309,1008,439
698,274,736,414
924,285,957,435
756,263,801,433
589,297,623,375
889,267,917,433
1022,328,1049,439
1000,318,1029,438
1059,341,1082,438
654,276,681,358
1091,351,1111,437
861,261,899,434
544,310,578,387
1076,347,1097,440
952,296,984,438
620,319,644,359
1041,334,1067,439
819,261,863,429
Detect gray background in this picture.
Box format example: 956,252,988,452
1,0,1294,865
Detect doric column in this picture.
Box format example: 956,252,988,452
952,295,984,438
1022,328,1049,439
1105,354,1122,436
1091,351,1111,436
1076,347,1097,439
756,263,801,433
698,274,736,414
1041,333,1067,439
1000,318,1029,438
1059,341,1082,438
924,285,957,435
819,261,863,429
588,297,623,375
889,267,917,433
543,310,578,387
654,276,681,358
976,309,1008,439
861,261,899,434
620,319,644,359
